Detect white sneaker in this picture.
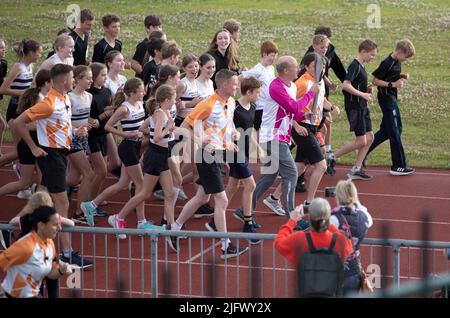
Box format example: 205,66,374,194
263,196,286,216
177,189,188,201
17,189,32,200
108,215,126,240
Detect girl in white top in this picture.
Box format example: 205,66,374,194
150,65,188,203
0,40,42,168
111,85,178,250
182,53,215,188
104,50,126,180
104,50,127,97
176,54,201,120
38,35,74,72
67,66,98,222
195,53,216,100
81,78,157,235
0,70,50,200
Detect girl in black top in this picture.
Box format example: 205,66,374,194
87,63,114,204
207,29,240,89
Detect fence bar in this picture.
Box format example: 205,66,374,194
128,236,132,297
150,234,158,298
1,224,449,298
92,233,96,297
393,243,401,287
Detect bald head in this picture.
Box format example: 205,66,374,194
276,56,299,82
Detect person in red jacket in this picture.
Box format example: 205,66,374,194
274,197,352,266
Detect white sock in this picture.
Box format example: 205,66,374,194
172,221,182,231
137,219,147,227
353,165,361,171
221,238,230,251
91,201,98,209
329,152,336,160
325,145,332,152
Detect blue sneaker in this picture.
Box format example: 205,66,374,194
233,208,261,229
137,221,163,230
294,219,311,231
60,251,93,269
80,201,96,227
93,207,109,217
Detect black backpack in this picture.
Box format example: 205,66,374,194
298,232,344,298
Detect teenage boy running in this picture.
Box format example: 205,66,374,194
328,40,378,180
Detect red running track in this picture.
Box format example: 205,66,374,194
0,143,449,297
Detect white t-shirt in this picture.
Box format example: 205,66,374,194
105,74,127,97
242,63,275,110
195,78,214,100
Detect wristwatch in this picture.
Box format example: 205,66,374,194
388,82,393,88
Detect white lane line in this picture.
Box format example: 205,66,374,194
185,241,222,263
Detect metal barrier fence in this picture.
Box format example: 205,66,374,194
1,224,449,298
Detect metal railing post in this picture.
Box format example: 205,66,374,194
392,243,401,287
150,234,158,298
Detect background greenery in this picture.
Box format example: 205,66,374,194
1,0,449,168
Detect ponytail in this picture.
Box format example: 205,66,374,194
146,84,175,115
17,69,51,114
112,91,126,109
13,39,41,59
145,97,158,116
310,219,330,232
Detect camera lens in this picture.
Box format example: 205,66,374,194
325,187,336,197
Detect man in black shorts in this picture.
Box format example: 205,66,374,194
14,64,92,268
172,69,249,260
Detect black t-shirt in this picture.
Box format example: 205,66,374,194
0,59,7,100
132,38,148,67
233,100,256,159
92,38,122,64
88,86,113,136
343,59,368,109
208,49,240,89
69,30,89,66
372,53,401,100
140,60,160,101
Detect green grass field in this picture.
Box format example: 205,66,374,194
1,0,449,168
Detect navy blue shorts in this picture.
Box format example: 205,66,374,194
228,160,252,179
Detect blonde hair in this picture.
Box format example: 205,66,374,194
54,34,73,51
336,179,359,207
312,34,330,46
395,39,415,58
20,191,54,216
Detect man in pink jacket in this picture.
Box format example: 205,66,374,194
251,56,319,218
